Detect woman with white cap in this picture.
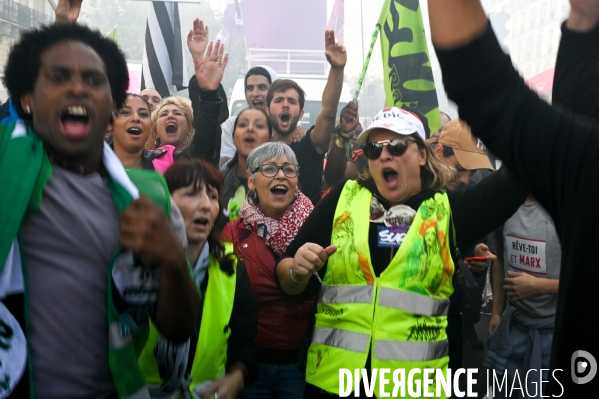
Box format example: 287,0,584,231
276,107,528,398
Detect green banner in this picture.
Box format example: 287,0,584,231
379,0,441,135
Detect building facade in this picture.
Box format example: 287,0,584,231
1,0,54,102
481,0,569,80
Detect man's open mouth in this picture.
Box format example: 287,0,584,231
251,99,264,107
280,112,291,124
60,105,90,138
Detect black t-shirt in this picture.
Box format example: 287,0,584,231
291,127,325,204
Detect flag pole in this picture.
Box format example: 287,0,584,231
352,24,380,103
352,0,390,103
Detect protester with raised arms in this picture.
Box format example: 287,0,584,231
265,30,346,204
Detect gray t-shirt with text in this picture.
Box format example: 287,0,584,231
502,201,561,318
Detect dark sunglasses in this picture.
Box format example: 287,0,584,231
362,138,417,160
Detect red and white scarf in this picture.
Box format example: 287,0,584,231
239,190,314,255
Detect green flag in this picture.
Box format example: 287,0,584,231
379,0,441,135
106,26,119,45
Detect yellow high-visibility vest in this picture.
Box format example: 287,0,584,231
138,243,237,398
306,180,454,398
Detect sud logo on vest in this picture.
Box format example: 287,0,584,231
377,226,408,248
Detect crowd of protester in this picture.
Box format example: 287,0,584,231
1,0,597,398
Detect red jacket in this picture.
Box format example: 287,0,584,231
222,218,317,350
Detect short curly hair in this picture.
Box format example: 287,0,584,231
2,23,129,123
147,96,195,150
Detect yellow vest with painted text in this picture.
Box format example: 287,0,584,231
306,180,454,398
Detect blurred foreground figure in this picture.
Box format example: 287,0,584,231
429,0,599,394
0,23,200,398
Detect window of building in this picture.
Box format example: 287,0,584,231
530,6,537,29
540,3,547,25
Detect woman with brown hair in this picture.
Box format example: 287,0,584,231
138,159,258,399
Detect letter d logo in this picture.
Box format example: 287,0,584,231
571,350,597,384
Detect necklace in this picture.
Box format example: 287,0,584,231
126,157,142,171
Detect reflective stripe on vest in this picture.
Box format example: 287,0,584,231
378,286,449,317
374,339,449,362
312,328,370,353
318,285,373,304
306,180,455,397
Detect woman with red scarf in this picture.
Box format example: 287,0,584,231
222,142,315,399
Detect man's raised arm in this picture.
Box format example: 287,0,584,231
311,30,347,155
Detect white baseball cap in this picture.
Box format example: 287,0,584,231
357,107,426,146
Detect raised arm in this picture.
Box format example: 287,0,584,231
311,30,347,154
54,0,83,24
187,19,210,66
429,0,599,227
186,40,227,165
553,2,599,121
427,0,487,49
566,1,599,31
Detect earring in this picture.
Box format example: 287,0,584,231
25,105,31,114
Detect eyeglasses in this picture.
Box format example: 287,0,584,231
362,138,417,160
253,164,300,178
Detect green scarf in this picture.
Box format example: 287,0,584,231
0,117,162,399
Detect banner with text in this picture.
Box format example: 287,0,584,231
379,0,441,134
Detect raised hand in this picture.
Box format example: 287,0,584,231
55,0,83,24
187,19,210,63
324,30,347,69
340,101,359,133
195,40,228,91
